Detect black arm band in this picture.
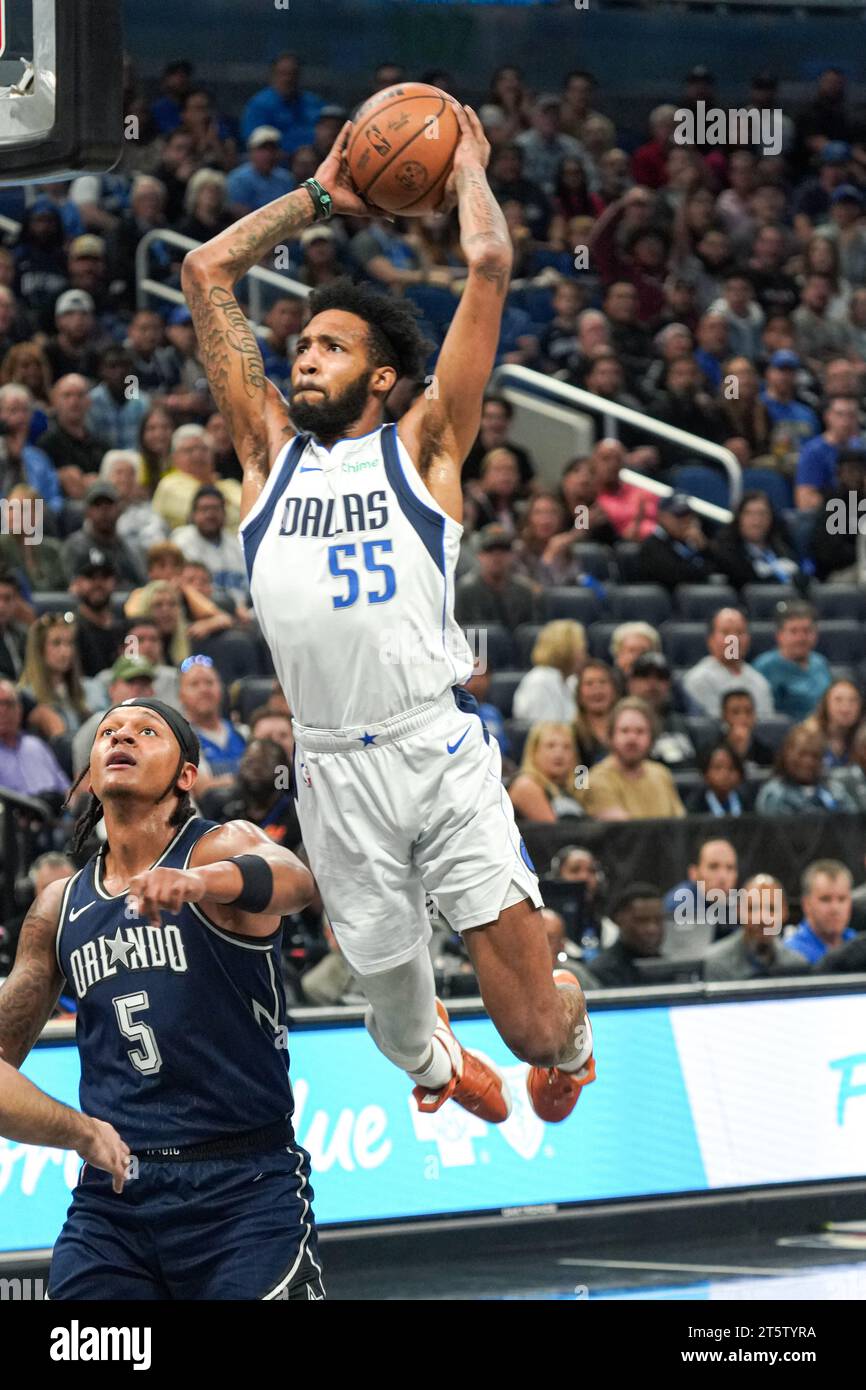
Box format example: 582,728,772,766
227,855,274,913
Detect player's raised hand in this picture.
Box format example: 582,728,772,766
437,104,490,213
127,867,206,929
314,121,383,219
77,1115,132,1195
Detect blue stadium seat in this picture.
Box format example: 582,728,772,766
814,620,866,664
403,283,457,334
675,585,738,620
607,584,671,625
575,543,614,581
748,622,776,658
487,670,525,719
505,719,533,764
811,585,866,621
684,715,722,752
613,542,642,582
513,623,542,668
469,623,515,671
742,584,797,620
669,463,730,510
32,592,79,616
741,468,794,514
753,717,792,754
231,676,276,724
781,508,818,561
660,621,707,667
541,586,603,624
587,621,617,661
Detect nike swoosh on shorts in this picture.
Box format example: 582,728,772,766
447,727,472,755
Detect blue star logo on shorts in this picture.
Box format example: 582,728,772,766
360,732,376,746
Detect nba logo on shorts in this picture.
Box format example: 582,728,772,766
300,759,312,788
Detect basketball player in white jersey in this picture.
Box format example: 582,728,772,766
180,101,595,1124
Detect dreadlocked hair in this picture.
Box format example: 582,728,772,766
65,752,196,861
306,277,432,380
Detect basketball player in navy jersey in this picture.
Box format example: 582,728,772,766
0,697,324,1300
181,102,596,1125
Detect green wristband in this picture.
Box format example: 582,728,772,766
302,177,333,222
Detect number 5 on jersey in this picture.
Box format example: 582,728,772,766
328,539,396,609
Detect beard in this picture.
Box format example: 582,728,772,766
290,368,375,439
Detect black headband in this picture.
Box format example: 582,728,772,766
100,697,201,768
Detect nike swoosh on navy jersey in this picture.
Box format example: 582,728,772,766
447,727,472,755
69,902,96,921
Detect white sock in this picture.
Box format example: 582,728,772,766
407,1027,460,1090
557,1015,594,1076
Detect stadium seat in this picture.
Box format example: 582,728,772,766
753,717,792,754
671,768,704,797
110,591,131,616
741,467,794,513
541,586,603,625
504,719,532,764
51,733,74,779
684,715,721,752
587,621,617,661
814,620,866,664
742,584,796,620
747,622,776,658
669,463,730,510
513,623,542,668
607,585,671,625
230,676,276,725
575,543,614,581
811,585,866,621
660,621,707,668
613,542,642,583
403,283,456,334
782,507,818,561
32,592,79,616
487,670,525,719
830,665,858,685
471,623,515,671
675,585,738,620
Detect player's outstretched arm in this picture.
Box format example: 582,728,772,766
0,879,66,1069
400,104,512,515
128,820,315,938
0,1057,130,1193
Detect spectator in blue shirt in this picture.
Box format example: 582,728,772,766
150,60,194,135
786,859,856,963
761,350,820,467
226,128,296,216
255,296,303,397
753,600,832,721
795,394,862,510
240,53,324,156
86,346,152,451
179,656,247,790
0,383,63,514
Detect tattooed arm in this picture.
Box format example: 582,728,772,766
0,879,66,1069
399,105,512,522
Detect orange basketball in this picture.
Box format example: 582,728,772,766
347,83,460,216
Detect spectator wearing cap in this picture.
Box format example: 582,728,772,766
150,60,194,136
816,184,866,285
811,447,866,581
61,234,122,336
124,310,182,396
752,600,831,721
159,308,211,424
72,654,158,776
44,288,103,381
515,95,596,197
513,620,585,724
179,657,247,791
454,525,539,631
12,200,68,325
786,859,856,964
68,549,127,679
0,678,70,797
0,574,28,681
702,875,806,982
792,140,852,228
574,697,685,820
226,127,297,216
795,394,863,510
295,224,343,289
593,438,658,541
86,347,152,453
38,375,110,495
683,608,775,720
627,652,696,767
240,53,324,156
588,884,668,989
19,612,91,737
100,450,167,564
171,486,248,607
0,384,63,514
760,350,820,468
792,274,852,372
151,425,242,533
63,482,146,588
255,297,303,397
756,725,857,816
709,491,803,593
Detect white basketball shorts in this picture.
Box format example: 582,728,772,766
291,688,543,977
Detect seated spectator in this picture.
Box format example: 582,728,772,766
38,375,110,499
127,542,233,645
86,616,181,713
0,573,28,681
293,224,344,290
795,394,862,510
560,455,618,546
467,447,524,535
63,481,146,587
755,724,858,814
100,450,167,564
663,835,738,924
0,485,66,592
178,87,237,171
159,308,212,424
719,687,774,769
247,704,295,761
752,600,832,720
255,296,303,397
200,737,301,851
1,850,75,977
637,492,721,592
786,859,856,963
816,184,866,284
121,310,180,398
686,741,753,816
72,654,157,775
717,357,773,458
630,104,677,190
19,612,91,737
588,188,667,324
574,697,686,820
581,358,657,465
792,274,852,373
804,679,863,768
350,216,430,292
126,579,191,666
589,884,668,989
627,651,696,765
0,678,69,797
709,271,765,360
240,54,324,157
538,278,585,375
652,357,727,461
603,281,653,394
683,608,775,719
87,347,152,452
702,875,807,981
0,384,63,514
760,349,820,473
1,342,52,440
638,321,694,403
151,425,242,532
515,94,596,197
593,438,659,541
171,486,249,608
512,492,586,587
203,411,241,485
548,844,619,951
513,620,585,723
454,526,538,631
610,621,662,681
488,142,552,239
712,490,803,592
573,659,618,767
179,654,246,790
69,551,127,679
541,908,600,993
137,404,175,495
12,200,68,327
811,447,866,582
827,724,866,811
508,722,585,822
463,395,535,487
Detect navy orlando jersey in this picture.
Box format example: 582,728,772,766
56,816,295,1150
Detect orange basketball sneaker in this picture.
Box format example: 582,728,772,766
413,1000,512,1124
526,971,596,1124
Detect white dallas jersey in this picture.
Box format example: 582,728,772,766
240,423,473,729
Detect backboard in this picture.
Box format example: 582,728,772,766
0,0,123,185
